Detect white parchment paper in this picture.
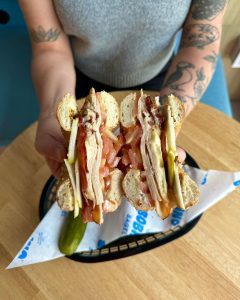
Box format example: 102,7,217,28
7,166,240,269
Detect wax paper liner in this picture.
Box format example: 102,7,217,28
7,166,240,269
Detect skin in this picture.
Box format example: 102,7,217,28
160,0,228,116
18,0,227,176
19,0,76,177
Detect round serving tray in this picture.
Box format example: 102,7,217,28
39,153,202,262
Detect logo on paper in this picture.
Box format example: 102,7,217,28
37,232,45,245
121,214,132,235
17,237,34,260
233,180,240,187
171,207,185,226
201,172,209,185
61,211,67,217
130,210,148,235
97,240,106,248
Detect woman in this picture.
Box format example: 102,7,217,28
19,0,227,177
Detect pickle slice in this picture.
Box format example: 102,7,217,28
59,211,87,256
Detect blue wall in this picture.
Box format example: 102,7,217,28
0,0,39,146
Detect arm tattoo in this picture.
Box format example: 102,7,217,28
194,67,206,98
191,0,226,20
163,61,208,107
181,24,219,49
163,61,195,91
30,26,61,43
203,51,218,70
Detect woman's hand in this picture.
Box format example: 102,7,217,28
35,112,67,178
177,147,186,163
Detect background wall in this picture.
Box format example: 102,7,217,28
221,0,240,104
0,0,39,146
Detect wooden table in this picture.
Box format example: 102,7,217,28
1,91,240,299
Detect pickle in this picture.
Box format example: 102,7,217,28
59,211,87,256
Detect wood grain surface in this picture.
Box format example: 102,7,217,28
0,91,240,300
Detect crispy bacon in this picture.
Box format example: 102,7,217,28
102,135,112,157
78,123,88,193
114,133,124,154
109,156,121,168
106,148,117,165
124,125,142,145
120,123,143,170
104,175,112,191
145,96,152,113
128,148,138,169
121,148,131,166
100,166,110,178
146,193,155,207
82,202,93,223
140,180,149,193
145,96,165,127
99,128,123,197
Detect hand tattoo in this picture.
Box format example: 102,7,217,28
181,24,219,49
203,51,218,70
30,26,61,43
191,0,226,20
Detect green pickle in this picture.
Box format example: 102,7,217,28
59,210,87,256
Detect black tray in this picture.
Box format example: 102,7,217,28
39,153,202,262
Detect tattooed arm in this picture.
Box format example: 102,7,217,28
19,0,76,177
160,0,228,116
19,0,75,114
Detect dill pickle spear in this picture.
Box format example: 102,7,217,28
59,211,87,256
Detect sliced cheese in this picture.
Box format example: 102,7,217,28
75,158,83,209
166,105,184,209
167,150,175,187
64,159,79,218
166,106,177,153
173,164,185,209
149,128,168,200
67,117,79,164
166,106,177,188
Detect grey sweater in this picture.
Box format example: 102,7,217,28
53,0,191,88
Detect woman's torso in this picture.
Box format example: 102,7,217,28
53,0,191,87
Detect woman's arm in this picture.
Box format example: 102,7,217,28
160,0,228,116
19,0,76,116
19,0,76,177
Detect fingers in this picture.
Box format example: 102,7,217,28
177,147,186,163
36,138,67,161
35,115,67,177
35,116,67,162
45,157,63,178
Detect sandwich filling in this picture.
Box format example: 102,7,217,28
77,90,123,223
120,92,184,218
